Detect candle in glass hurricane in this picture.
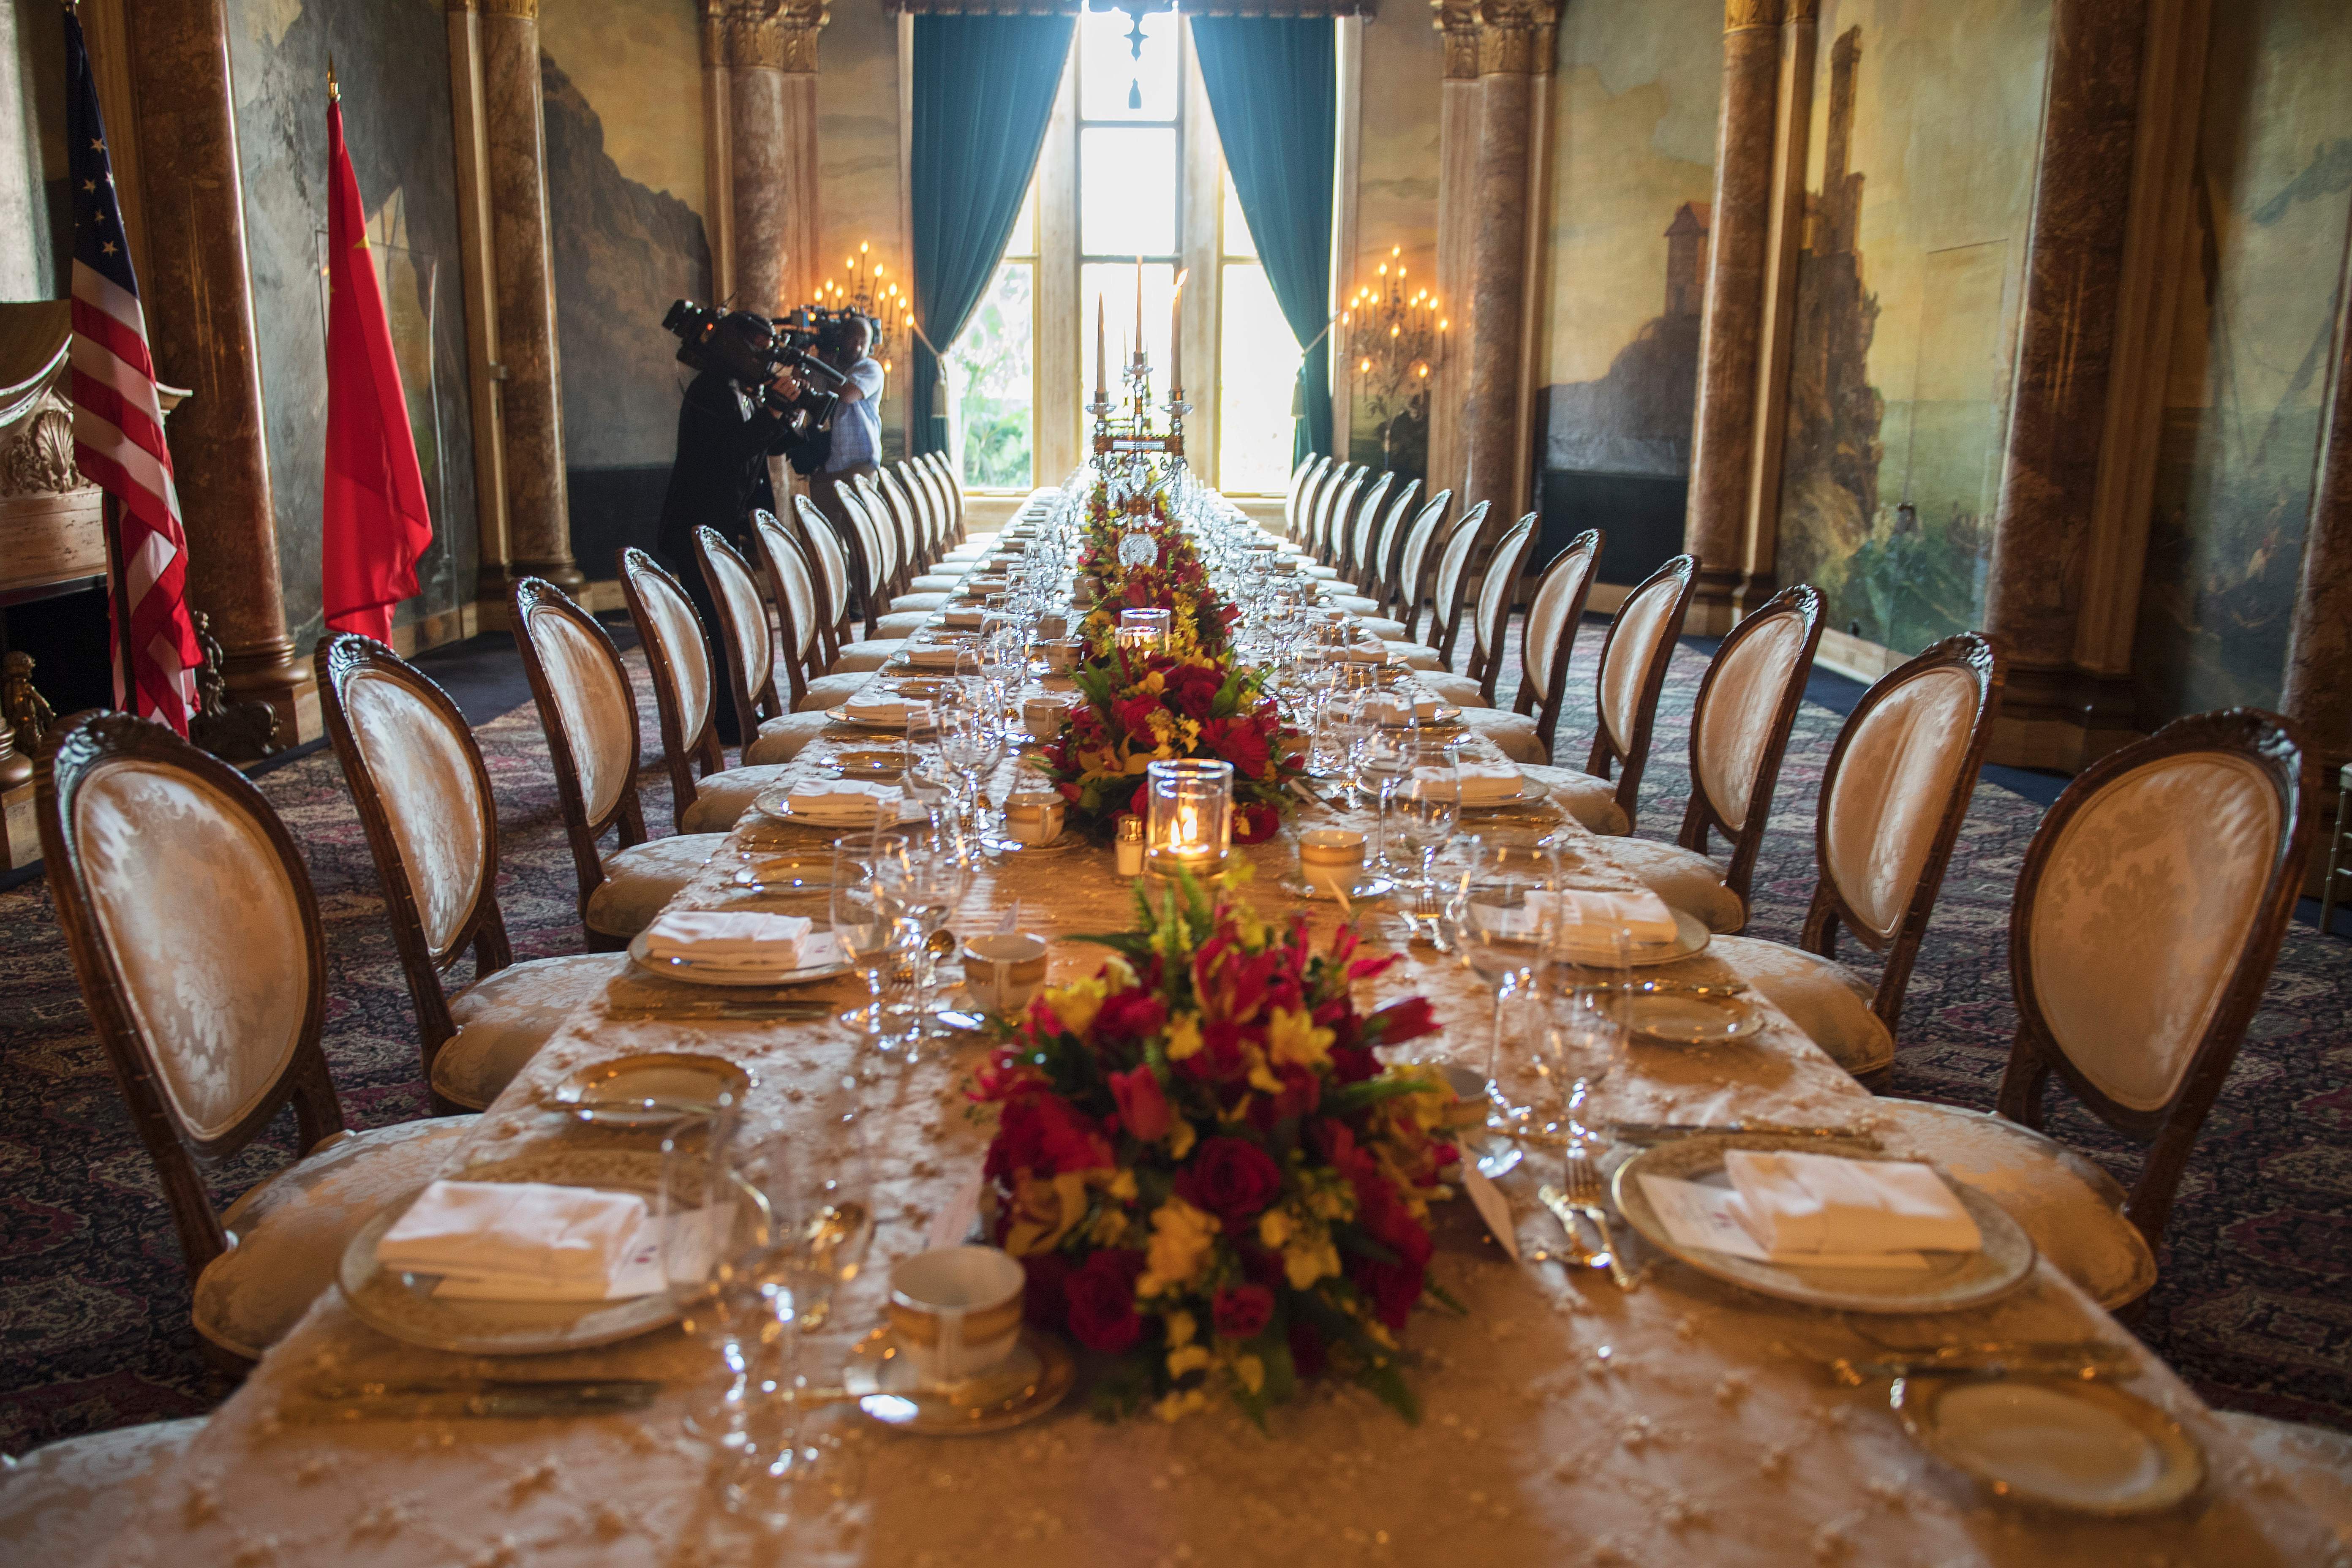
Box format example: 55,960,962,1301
1145,759,1233,878
1115,607,1172,652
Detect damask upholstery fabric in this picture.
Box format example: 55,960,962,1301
1695,614,1805,831
435,953,632,1109
832,640,909,674
1704,935,1893,1078
1517,765,1631,836
795,673,870,712
585,835,727,939
2027,752,2281,1113
0,1416,207,1561
755,517,823,669
1457,709,1545,765
1609,838,1746,933
636,570,713,746
707,545,773,704
1869,1100,2157,1310
73,762,308,1144
2213,1413,2352,1529
196,1116,476,1359
1523,550,1592,698
680,765,797,835
1822,667,1978,940
746,710,836,765
344,670,487,957
531,612,633,825
1600,580,1678,751
876,612,940,639
1422,671,1487,708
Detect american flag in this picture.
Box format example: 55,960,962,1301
65,10,199,734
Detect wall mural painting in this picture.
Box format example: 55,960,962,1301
225,0,479,646
817,0,907,462
1345,14,1442,476
2132,0,2352,722
1773,0,2045,655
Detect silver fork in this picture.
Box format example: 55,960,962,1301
1560,1146,1638,1293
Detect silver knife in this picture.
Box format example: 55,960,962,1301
288,1379,662,1422
1610,1121,1883,1149
1830,1345,2139,1385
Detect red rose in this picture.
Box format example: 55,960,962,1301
1351,1247,1429,1331
1211,1283,1274,1340
1234,801,1281,844
1113,694,1163,738
1365,996,1439,1048
1165,664,1224,720
1094,989,1168,1043
1021,1250,1075,1330
1064,1249,1146,1352
1178,1018,1250,1085
1172,1137,1283,1229
1201,717,1271,779
987,1094,1115,1183
1328,1045,1380,1083
1108,1064,1173,1142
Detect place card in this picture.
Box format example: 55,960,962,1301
1462,1163,1520,1263
928,1168,985,1251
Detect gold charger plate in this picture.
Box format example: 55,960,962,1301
824,748,910,781
1625,989,1765,1045
1892,1374,2203,1515
844,1327,1075,1435
338,1149,767,1356
551,1052,752,1124
1611,1133,2036,1313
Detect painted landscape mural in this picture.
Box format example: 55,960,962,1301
1773,0,2047,654
1535,0,1721,583
1344,14,1442,473
2132,0,2352,721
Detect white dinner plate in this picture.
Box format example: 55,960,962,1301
750,784,926,830
1610,1133,2036,1313
1551,908,1712,969
1892,1374,2204,1515
626,927,850,987
1625,988,1765,1045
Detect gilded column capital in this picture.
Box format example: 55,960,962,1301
1431,0,1482,82
1724,0,1785,31
707,0,830,72
1784,0,1819,21
1472,0,1559,77
481,0,538,18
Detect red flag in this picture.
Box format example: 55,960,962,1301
322,87,432,644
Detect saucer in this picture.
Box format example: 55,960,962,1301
844,1327,1075,1435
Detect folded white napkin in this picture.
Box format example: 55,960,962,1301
902,645,966,670
942,607,986,628
1366,696,1445,724
843,696,934,727
1527,886,1680,946
640,909,814,968
381,1180,650,1294
1442,761,1522,803
785,777,906,824
1723,1149,1983,1258
1337,643,1394,664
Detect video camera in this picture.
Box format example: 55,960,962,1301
662,299,847,426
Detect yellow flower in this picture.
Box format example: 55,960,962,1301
1004,1170,1093,1257
1233,1354,1266,1395
1166,1344,1213,1379
1165,1309,1197,1348
1043,978,1108,1037
1166,1117,1198,1161
1258,1208,1294,1250
1086,1206,1131,1247
1266,1007,1334,1073
1108,1168,1139,1203
1138,1197,1220,1297
1164,1012,1204,1061
1283,1233,1342,1290
1153,1388,1210,1422
1100,953,1139,993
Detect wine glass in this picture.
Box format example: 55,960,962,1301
936,705,993,836
1387,744,1459,898
830,840,917,1051
875,843,974,1045
1540,928,1633,1149
1437,837,1565,1177
657,1097,754,1440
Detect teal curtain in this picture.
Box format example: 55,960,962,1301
1191,16,1335,466
910,14,1076,460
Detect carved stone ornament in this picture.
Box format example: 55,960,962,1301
710,0,830,71
1725,0,1786,30
186,611,281,763
1431,0,1481,80
1473,0,1559,77
0,399,78,497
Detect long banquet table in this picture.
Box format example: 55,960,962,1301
93,498,2344,1567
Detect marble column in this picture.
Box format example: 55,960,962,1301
2281,195,2352,861
122,0,315,738
480,0,581,591
1426,0,1483,510
713,0,828,317
1682,0,1783,629
1459,0,1557,548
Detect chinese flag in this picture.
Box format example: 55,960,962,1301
321,90,432,644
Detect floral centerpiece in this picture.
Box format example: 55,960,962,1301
1035,645,1304,842
1078,485,1238,658
970,877,1459,1423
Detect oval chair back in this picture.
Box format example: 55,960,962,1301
1514,528,1601,752
38,709,344,1293
1365,476,1421,602
793,493,858,660
1999,707,2311,1253
315,632,514,1079
1800,631,2004,1036
1424,500,1490,667
1677,585,1824,908
837,481,891,636
857,472,909,598
752,508,822,702
621,547,725,830
1344,471,1394,584
1463,513,1540,704
509,576,651,924
1393,490,1451,634
694,525,785,749
1287,455,1331,543
1316,467,1362,568
1282,455,1319,540
1584,553,1699,823
1302,461,1345,562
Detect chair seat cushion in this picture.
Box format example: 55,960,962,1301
1327,594,1381,616
196,1116,478,1359
1869,1100,2158,1311
1303,566,1341,581
1704,935,1893,1078
2213,1412,2352,1530
874,612,935,639
680,764,798,835
586,834,726,938
1518,765,1631,836
1421,672,1486,708
1606,838,1746,933
746,709,836,765
436,951,632,1108
830,639,907,673
912,574,966,592
891,592,953,613
794,672,871,712
1456,709,1545,765
1354,617,1410,640
1381,642,1445,671
0,1416,209,1561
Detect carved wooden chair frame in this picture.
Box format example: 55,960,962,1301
860,471,915,604
1361,476,1421,602
751,508,823,705
1675,584,1824,908
38,709,346,1322
920,451,964,543
315,633,522,1101
509,576,652,947
835,479,891,637
1582,552,1698,819
1341,471,1392,585
871,469,924,592
1460,512,1540,704
1424,501,1490,668
1305,462,1348,564
792,494,858,663
1287,455,1331,544
1996,707,2311,1254
695,525,788,752
1390,490,1451,633
1282,455,1320,542
1511,528,1602,753
1797,631,2004,1044
621,547,727,830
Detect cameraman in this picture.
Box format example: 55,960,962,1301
807,313,882,534
655,309,804,744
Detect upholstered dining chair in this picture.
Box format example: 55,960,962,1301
923,450,967,543
1381,501,1490,671
624,546,796,832
1870,708,2313,1314
1609,586,1825,932
1321,472,1396,616
793,496,904,673
1693,632,2005,1081
1349,476,1423,637
1389,489,1453,638
510,577,726,950
750,508,868,714
1294,463,1344,579
1508,528,1603,756
699,527,859,768
1420,515,1547,765
38,710,476,1364
0,1415,212,1560
316,634,628,1111
1281,454,1321,542
1519,553,1696,835
836,478,898,640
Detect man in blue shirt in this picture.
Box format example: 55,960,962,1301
809,313,883,536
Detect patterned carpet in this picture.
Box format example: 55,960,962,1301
2,624,2348,1456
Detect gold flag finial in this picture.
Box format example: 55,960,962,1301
327,55,340,102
